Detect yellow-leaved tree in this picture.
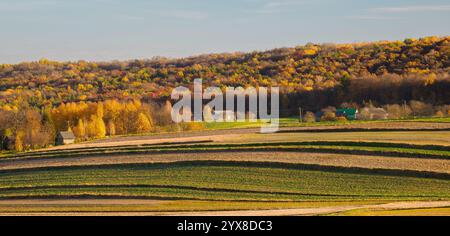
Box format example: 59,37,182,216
136,113,152,133
14,131,24,152
73,119,85,139
87,115,106,138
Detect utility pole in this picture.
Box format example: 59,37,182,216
299,107,303,123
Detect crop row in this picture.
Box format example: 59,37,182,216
0,161,448,201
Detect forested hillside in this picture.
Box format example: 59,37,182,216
0,36,449,151
1,36,449,110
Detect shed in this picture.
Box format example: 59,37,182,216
56,131,75,145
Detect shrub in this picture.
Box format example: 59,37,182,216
182,122,205,131
435,111,445,118
303,112,316,123
410,100,434,116
336,116,348,122
385,104,412,119
321,111,337,121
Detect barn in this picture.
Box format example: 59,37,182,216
56,131,75,145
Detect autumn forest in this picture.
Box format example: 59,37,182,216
0,36,449,151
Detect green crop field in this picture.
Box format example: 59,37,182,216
0,161,449,201
204,117,450,130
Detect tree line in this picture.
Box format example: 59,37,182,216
0,36,449,151
0,99,182,151
0,36,448,108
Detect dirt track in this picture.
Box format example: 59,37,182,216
161,201,450,216
0,200,448,216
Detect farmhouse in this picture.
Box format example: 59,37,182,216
360,107,389,120
336,108,358,120
56,131,75,145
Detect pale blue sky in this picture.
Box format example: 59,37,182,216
1,0,449,63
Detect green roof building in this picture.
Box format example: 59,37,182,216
336,108,358,120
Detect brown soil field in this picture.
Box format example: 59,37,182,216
41,127,450,151
1,151,449,174
86,121,450,144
